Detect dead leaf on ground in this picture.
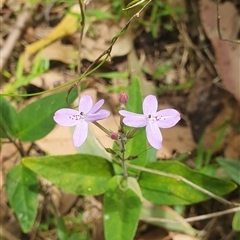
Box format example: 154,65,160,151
141,203,198,236
36,125,77,155
128,48,156,97
30,70,77,90
80,23,134,61
24,4,134,70
33,41,77,65
23,4,80,70
170,232,201,240
199,0,240,102
25,4,80,55
158,126,195,159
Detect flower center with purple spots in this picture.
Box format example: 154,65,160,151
147,114,166,123
69,112,85,121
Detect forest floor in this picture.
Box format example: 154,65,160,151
1,0,240,239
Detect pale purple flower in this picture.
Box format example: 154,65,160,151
53,95,110,147
119,95,181,149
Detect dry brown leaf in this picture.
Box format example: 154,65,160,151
26,4,80,55
34,41,77,65
158,126,195,159
199,0,240,102
81,23,134,61
127,48,156,97
35,125,77,155
142,203,198,236
30,70,76,90
23,4,80,70
59,193,78,215
170,232,200,240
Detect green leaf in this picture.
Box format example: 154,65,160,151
4,55,49,94
22,154,114,195
125,77,155,167
216,157,240,185
57,217,68,240
139,161,236,205
0,97,18,138
16,91,77,141
126,76,142,114
199,164,218,177
232,211,240,232
153,64,172,79
104,176,142,240
6,165,39,233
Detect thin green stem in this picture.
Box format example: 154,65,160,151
92,122,111,135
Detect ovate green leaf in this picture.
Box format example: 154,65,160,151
104,176,142,240
125,77,156,167
139,161,236,205
216,157,240,185
22,154,114,195
16,91,77,141
6,165,39,233
0,97,17,138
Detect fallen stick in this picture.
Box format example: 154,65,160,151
0,4,34,72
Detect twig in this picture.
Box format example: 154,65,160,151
0,4,35,72
126,163,240,206
66,0,153,102
141,206,240,224
77,0,85,75
0,126,25,157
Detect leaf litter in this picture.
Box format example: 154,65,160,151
1,0,240,239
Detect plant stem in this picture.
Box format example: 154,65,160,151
0,126,25,157
92,122,111,135
120,135,128,178
119,114,128,178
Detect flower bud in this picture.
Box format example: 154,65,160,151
119,92,129,105
110,132,119,140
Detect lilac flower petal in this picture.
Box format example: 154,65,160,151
143,95,158,115
86,110,110,122
88,99,104,114
79,95,93,113
53,109,80,126
146,123,162,149
73,121,88,147
156,109,181,128
119,110,144,118
122,115,147,128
